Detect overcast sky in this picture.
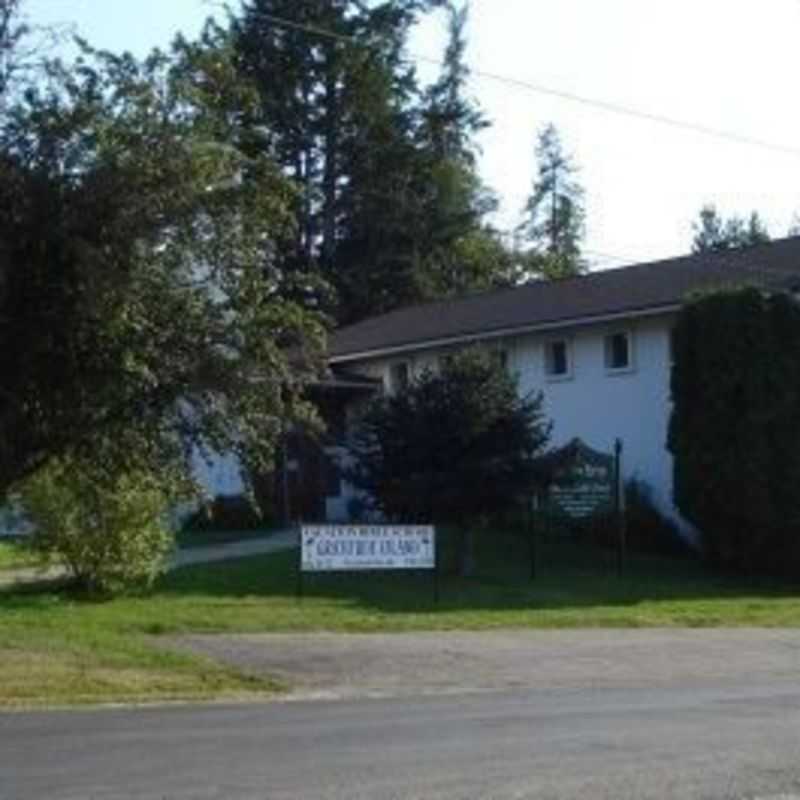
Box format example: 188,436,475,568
25,0,800,269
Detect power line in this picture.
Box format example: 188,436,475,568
250,11,800,161
583,248,641,266
497,231,643,268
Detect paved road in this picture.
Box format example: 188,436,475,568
3,683,800,800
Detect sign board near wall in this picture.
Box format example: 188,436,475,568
548,438,616,519
301,525,436,572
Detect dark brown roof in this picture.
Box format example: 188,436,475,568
330,237,800,362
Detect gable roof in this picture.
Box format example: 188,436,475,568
330,237,800,363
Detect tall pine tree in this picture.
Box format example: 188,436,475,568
517,123,585,280
233,1,429,318
410,1,512,303
691,204,770,253
232,0,511,323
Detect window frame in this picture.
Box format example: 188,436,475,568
603,329,635,374
544,338,573,381
388,360,410,393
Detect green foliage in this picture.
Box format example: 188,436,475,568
20,456,178,595
691,204,770,253
0,0,24,98
517,123,586,279
346,349,551,525
0,27,326,495
232,0,511,324
623,480,692,558
668,288,800,574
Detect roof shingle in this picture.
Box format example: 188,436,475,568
330,237,800,361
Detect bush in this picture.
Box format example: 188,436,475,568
20,457,175,596
538,481,691,559
622,480,692,558
668,288,800,575
346,349,551,575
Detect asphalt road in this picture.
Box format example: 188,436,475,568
3,683,800,800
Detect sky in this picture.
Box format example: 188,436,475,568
24,0,800,269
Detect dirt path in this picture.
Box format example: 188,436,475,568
0,529,297,589
170,627,800,701
170,529,297,568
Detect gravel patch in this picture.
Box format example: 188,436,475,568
170,628,800,701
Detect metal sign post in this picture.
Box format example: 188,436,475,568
528,493,538,581
296,525,304,601
614,438,626,577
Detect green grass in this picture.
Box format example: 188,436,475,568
2,528,799,709
0,539,38,571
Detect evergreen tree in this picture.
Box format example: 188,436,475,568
0,0,27,114
691,204,770,253
409,1,513,304
233,1,431,311
517,123,585,280
0,0,22,98
232,0,511,323
346,349,550,574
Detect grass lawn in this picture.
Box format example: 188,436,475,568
2,528,799,709
0,539,38,571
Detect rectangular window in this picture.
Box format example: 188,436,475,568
494,349,509,370
545,339,571,378
389,361,410,393
604,331,632,372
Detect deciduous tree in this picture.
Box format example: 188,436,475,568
0,30,326,497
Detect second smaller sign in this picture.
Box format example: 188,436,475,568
547,438,616,519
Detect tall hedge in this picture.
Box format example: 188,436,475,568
668,287,800,574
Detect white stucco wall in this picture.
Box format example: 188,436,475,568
342,312,680,522
191,449,246,498
512,316,676,517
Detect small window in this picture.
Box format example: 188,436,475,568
545,339,571,378
389,361,410,393
494,349,509,371
604,331,632,372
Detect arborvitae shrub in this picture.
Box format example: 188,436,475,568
668,288,800,575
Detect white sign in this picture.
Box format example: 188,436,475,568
301,525,436,572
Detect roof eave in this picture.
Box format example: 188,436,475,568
329,302,681,365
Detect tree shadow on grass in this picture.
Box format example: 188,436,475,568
154,530,800,619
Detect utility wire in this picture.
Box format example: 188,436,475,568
583,248,641,266
250,11,800,160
